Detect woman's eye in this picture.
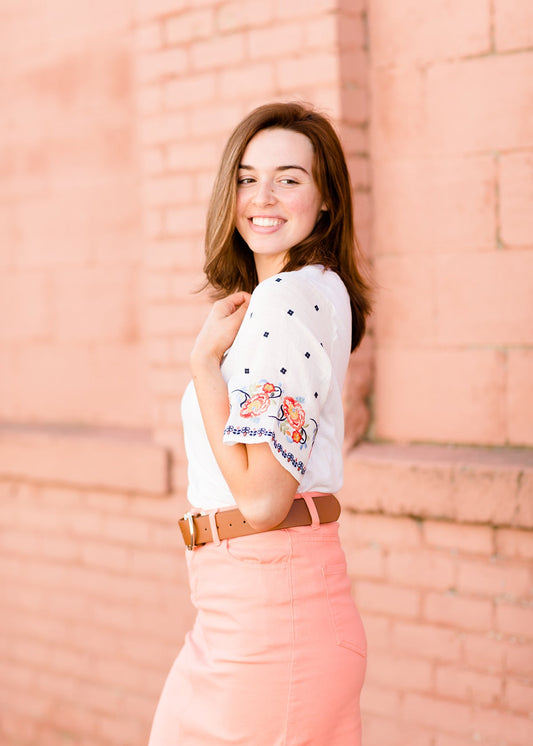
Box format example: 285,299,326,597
280,178,298,185
237,177,255,185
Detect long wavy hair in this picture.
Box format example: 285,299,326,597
203,101,372,351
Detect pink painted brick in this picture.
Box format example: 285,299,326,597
461,631,508,673
371,66,428,157
136,47,188,83
190,33,245,71
164,72,216,109
369,0,490,65
143,174,194,207
457,558,531,599
372,155,496,255
185,102,243,136
505,640,533,677
355,580,421,618
500,153,533,247
508,350,533,446
424,521,494,556
496,602,533,638
138,112,188,145
343,513,422,548
338,13,365,50
494,0,533,51
471,707,533,745
435,665,502,706
219,62,276,101
496,528,533,560
360,682,402,718
164,8,214,43
427,53,533,153
134,22,162,52
402,692,473,735
363,716,434,746
373,254,436,346
136,84,163,115
276,52,339,90
0,271,51,341
216,0,274,32
505,679,533,715
166,139,221,171
392,621,462,662
52,267,137,342
375,348,507,445
423,591,493,632
274,0,337,20
247,22,304,59
145,239,197,270
366,651,433,692
304,14,338,49
135,0,186,20
386,549,455,590
164,204,206,236
436,250,533,346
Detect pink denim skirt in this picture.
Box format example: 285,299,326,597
149,517,366,745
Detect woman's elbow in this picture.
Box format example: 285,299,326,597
236,491,295,532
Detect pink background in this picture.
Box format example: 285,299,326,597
0,1,532,744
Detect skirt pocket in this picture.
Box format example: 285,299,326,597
323,562,367,657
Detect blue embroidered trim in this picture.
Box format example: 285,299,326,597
223,424,306,474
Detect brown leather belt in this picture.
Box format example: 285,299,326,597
178,494,340,550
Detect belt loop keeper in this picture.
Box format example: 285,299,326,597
300,492,321,530
207,509,221,546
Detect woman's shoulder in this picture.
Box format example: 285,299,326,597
252,265,349,321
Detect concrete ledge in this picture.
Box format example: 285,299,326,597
0,424,171,495
340,443,533,528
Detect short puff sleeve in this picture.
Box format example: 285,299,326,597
222,273,333,482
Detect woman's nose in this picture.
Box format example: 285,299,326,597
251,180,276,206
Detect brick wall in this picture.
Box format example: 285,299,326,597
369,0,533,446
0,1,532,745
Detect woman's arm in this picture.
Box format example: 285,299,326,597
190,292,298,530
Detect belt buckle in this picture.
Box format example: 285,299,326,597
183,511,201,550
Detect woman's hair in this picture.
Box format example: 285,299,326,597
203,101,372,351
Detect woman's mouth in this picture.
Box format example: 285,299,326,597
250,217,284,227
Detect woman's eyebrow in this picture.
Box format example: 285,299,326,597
238,164,310,175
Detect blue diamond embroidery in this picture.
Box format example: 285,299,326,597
287,309,294,316
263,331,269,337
315,305,319,311
280,367,287,374
305,352,310,359
244,368,249,374
314,392,318,398
275,277,282,282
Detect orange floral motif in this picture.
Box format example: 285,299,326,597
291,430,303,443
282,396,306,430
240,392,271,418
262,382,276,394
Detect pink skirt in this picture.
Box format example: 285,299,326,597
148,519,366,745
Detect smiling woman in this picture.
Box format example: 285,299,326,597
148,102,372,746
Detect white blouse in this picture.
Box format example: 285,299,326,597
181,264,352,511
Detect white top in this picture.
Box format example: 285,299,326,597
181,265,352,510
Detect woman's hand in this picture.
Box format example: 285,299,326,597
191,291,251,369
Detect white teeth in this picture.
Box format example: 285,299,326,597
251,217,283,227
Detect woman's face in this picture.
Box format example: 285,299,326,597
235,127,325,282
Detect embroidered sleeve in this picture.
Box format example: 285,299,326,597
222,273,333,482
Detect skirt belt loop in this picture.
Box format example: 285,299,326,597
207,509,221,546
299,492,321,530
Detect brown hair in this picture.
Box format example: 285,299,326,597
203,101,372,351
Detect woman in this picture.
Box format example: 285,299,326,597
149,102,372,746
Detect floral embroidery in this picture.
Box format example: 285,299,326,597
240,392,271,418
282,396,305,431
228,379,318,470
